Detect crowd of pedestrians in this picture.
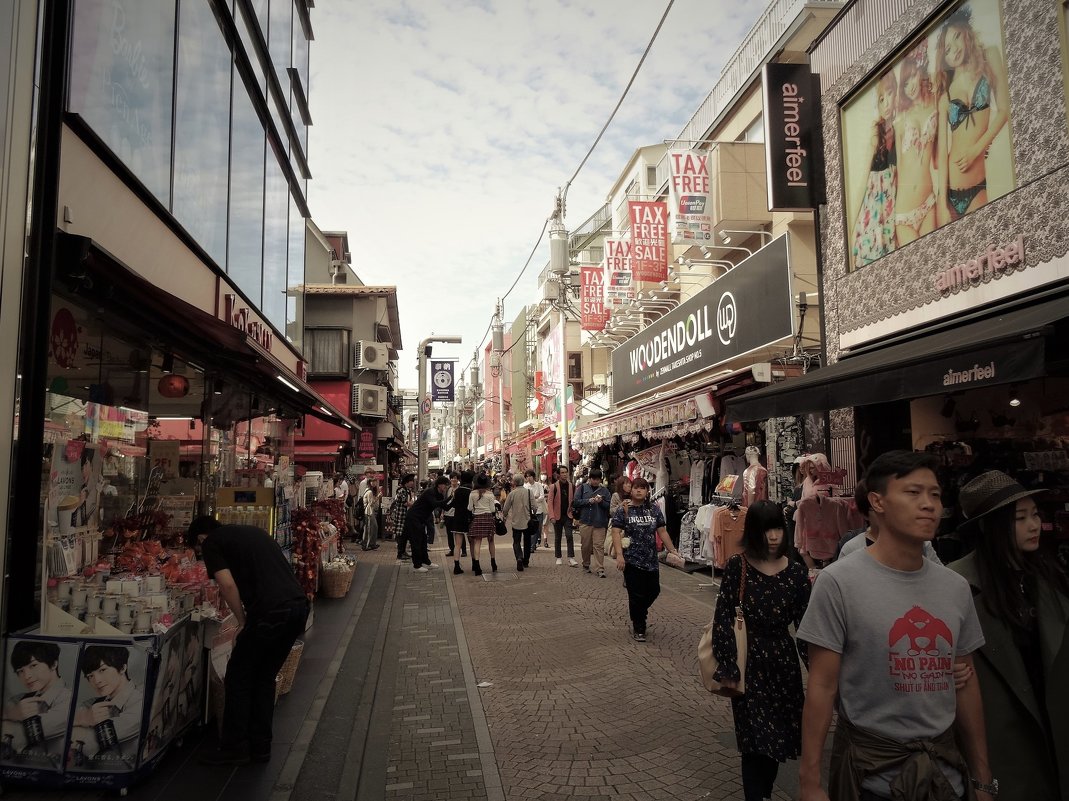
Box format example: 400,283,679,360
347,450,1065,801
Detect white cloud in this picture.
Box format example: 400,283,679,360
308,0,763,386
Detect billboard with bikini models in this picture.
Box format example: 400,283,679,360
841,0,1015,270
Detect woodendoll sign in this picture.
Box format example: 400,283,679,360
761,62,824,212
611,235,795,404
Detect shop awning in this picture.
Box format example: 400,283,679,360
57,233,361,431
726,294,1068,422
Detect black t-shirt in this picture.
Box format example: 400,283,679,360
201,525,305,619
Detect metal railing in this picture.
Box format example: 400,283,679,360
568,204,611,252
675,0,844,145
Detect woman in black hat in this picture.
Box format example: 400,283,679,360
949,470,1069,801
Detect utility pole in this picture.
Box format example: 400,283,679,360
417,335,462,483
548,194,571,472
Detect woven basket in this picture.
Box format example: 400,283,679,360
276,639,304,696
321,565,354,599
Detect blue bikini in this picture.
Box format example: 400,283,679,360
947,74,991,216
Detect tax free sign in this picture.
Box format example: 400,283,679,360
610,235,795,404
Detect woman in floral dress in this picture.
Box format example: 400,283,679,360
712,500,811,801
851,69,898,268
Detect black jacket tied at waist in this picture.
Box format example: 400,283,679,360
830,715,976,801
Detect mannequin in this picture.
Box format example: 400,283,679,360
742,446,768,507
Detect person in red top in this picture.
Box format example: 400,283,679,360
546,465,579,567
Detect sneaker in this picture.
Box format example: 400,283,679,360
427,563,440,569
632,631,646,642
569,558,580,567
584,566,591,573
555,558,562,565
413,566,430,573
597,569,606,578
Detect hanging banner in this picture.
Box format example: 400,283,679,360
579,266,609,332
627,200,669,283
429,361,454,402
762,61,824,211
667,149,713,245
539,325,563,426
602,237,634,306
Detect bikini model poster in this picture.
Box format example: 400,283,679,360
841,0,1014,270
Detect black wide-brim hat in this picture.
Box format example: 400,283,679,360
959,470,1044,522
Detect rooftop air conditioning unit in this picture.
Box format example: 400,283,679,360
353,341,388,370
353,384,387,417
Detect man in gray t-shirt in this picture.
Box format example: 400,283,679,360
796,451,995,801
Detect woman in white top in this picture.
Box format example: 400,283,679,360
466,473,499,576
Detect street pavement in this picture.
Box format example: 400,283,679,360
0,536,807,800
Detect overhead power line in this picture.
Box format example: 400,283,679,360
474,0,676,364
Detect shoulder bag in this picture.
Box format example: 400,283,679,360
527,489,540,531
697,556,747,697
493,501,508,536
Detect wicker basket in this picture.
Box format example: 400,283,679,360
276,639,304,696
320,565,354,599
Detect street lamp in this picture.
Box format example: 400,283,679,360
418,334,462,482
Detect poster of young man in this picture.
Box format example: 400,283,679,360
841,0,1014,269
0,638,79,775
67,642,149,775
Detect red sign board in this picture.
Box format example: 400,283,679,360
357,430,376,459
580,266,609,331
627,200,669,283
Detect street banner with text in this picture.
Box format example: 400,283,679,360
580,265,610,331
603,237,635,305
667,149,713,245
627,200,669,283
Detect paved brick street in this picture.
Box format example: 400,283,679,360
0,540,806,800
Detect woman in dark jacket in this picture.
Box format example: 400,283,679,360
950,471,1069,801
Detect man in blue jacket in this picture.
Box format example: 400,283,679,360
574,468,612,577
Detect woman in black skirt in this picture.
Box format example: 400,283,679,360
712,500,810,801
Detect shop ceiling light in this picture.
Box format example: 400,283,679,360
212,378,224,395
277,375,300,392
160,352,174,373
1008,385,1021,407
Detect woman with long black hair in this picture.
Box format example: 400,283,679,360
950,471,1069,801
713,500,810,801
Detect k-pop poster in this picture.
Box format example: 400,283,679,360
842,0,1014,269
0,637,80,775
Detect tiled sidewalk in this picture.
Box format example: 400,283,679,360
0,539,808,800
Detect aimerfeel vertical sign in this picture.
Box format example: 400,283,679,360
761,62,824,212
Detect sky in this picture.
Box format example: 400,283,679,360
308,0,765,389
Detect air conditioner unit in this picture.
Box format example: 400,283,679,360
353,341,388,370
353,384,387,417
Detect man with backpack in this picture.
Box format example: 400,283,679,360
573,468,612,577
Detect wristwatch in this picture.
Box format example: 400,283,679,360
970,778,998,796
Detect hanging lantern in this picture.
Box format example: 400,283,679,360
157,374,190,398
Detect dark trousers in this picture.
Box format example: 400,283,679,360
553,518,575,558
740,752,779,801
446,525,467,555
425,517,435,544
222,600,308,753
405,518,430,567
622,564,660,634
395,518,409,559
511,527,535,565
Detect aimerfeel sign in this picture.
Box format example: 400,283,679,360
610,235,795,405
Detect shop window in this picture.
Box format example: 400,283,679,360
173,0,231,268
262,149,289,332
569,381,584,402
286,194,305,347
646,165,658,187
227,74,265,305
306,328,350,376
68,0,176,203
268,0,293,85
567,352,582,380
